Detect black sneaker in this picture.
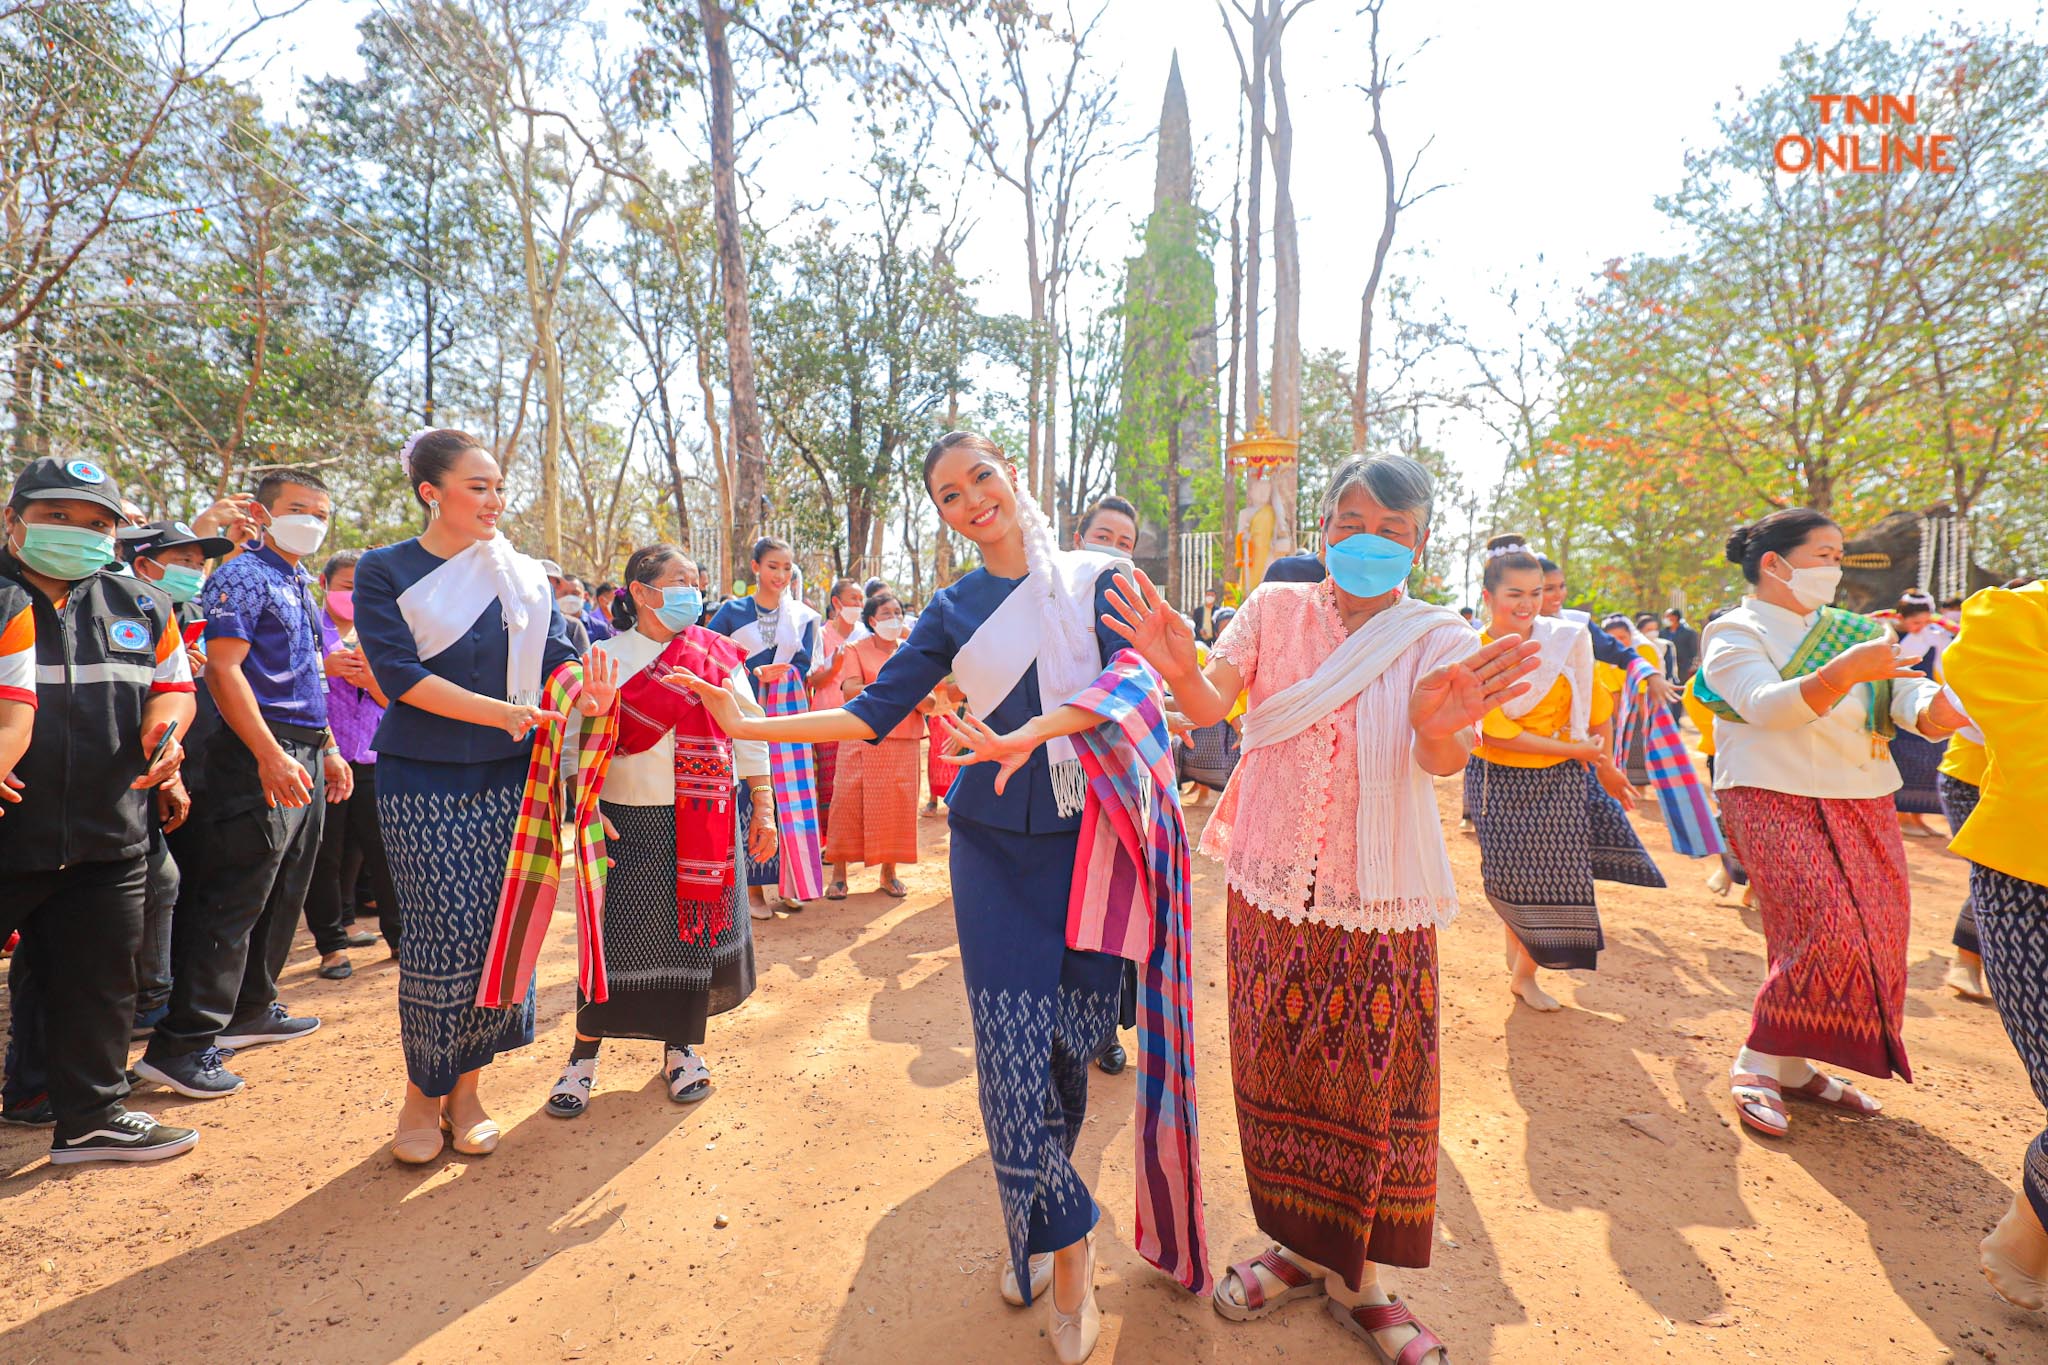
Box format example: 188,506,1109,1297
1095,1041,1127,1076
134,1046,246,1099
49,1110,198,1165
1,1093,55,1127
218,1002,321,1049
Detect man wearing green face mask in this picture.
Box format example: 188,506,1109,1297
0,455,199,1164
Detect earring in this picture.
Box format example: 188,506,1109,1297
427,501,440,521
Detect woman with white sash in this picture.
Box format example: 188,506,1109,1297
1466,536,1663,1012
353,429,616,1164
1096,457,1538,1365
672,433,1141,1364
707,536,824,918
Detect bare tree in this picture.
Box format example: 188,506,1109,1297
920,2,1113,514
1352,0,1445,452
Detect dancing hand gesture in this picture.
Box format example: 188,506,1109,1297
577,650,620,717
1101,569,1199,682
942,712,1036,796
664,667,748,735
1409,635,1544,739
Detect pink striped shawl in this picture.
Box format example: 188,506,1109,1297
1065,650,1211,1296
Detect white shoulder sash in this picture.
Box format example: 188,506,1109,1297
1500,614,1593,740
396,536,551,707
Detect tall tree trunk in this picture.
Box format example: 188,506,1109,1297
1267,27,1301,546
1221,119,1243,571
1354,1,1399,454
701,0,769,589
1241,3,1268,431
421,170,437,426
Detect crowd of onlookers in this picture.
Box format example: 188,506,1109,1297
0,457,734,1162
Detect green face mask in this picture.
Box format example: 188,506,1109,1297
154,564,206,603
13,522,117,581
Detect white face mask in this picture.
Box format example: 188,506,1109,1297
874,616,907,641
837,606,860,626
267,513,329,557
557,595,585,618
1770,559,1842,612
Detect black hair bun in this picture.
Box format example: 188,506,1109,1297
1723,526,1751,566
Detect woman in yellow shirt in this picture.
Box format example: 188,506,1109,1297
1465,537,1664,1011
1941,579,2048,1311
1932,654,1992,1002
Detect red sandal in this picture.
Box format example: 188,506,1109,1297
1786,1071,1882,1116
1731,1072,1788,1138
1211,1247,1326,1322
1328,1294,1450,1364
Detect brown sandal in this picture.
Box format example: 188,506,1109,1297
1731,1072,1788,1137
1211,1248,1326,1322
1327,1294,1449,1364
1786,1071,1881,1116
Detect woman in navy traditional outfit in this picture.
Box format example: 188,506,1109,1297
707,536,821,918
675,433,1134,1363
353,428,617,1165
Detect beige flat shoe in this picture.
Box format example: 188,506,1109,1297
391,1125,444,1164
440,1110,501,1156
1000,1251,1054,1306
1047,1234,1100,1364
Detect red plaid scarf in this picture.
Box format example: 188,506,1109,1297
479,660,618,1008
616,627,751,944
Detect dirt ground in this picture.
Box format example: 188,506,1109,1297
3,768,2046,1365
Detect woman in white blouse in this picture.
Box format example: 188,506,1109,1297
1698,508,1967,1139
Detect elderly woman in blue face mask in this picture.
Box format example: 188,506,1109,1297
1096,456,1540,1365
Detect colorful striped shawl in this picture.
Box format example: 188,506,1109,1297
478,660,618,1008
1616,655,1725,859
1693,605,1894,739
1065,650,1211,1297
760,669,825,902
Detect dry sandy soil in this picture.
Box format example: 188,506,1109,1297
3,770,2045,1365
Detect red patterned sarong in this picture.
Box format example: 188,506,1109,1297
1225,886,1439,1284
1719,788,1912,1082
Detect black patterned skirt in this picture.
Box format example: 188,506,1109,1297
576,800,754,1046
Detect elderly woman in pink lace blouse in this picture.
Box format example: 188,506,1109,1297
1104,456,1538,1365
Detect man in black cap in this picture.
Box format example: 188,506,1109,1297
118,520,233,1036
0,455,198,1163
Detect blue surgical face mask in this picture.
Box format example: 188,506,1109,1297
1323,530,1416,599
12,521,118,581
154,564,206,604
651,585,703,632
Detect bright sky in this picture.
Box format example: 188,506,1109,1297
237,0,2045,505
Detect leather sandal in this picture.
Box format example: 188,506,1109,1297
1731,1072,1788,1138
825,881,848,901
882,878,909,898
1328,1294,1449,1364
1212,1247,1327,1322
1785,1071,1882,1116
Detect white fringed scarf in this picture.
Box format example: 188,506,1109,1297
397,533,551,707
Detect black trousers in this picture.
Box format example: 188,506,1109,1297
304,760,399,952
147,727,326,1062
134,826,180,1018
1,857,146,1139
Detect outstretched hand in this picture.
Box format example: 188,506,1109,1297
662,667,748,735
1409,635,1544,740
577,649,620,716
1101,569,1200,683
941,711,1036,796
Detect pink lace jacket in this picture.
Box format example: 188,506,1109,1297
1202,579,1474,934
